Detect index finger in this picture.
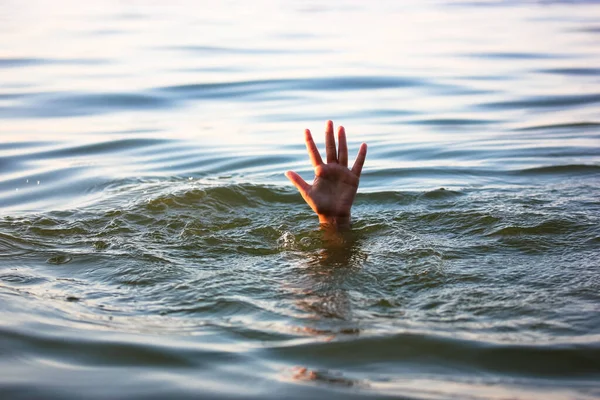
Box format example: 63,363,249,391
304,129,324,167
351,143,367,177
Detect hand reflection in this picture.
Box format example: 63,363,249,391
285,230,367,335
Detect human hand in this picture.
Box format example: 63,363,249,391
285,120,367,230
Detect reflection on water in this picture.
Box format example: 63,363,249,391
1,0,600,399
291,231,366,325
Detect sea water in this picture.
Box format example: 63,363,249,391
1,1,599,399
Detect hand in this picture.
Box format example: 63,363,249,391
285,120,367,230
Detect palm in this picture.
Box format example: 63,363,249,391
286,121,367,227
309,163,358,217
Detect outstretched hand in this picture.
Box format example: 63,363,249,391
285,120,367,230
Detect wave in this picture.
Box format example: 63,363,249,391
514,164,600,175
269,331,600,377
462,51,566,60
539,68,600,76
158,75,425,97
0,92,172,118
481,93,600,110
0,75,428,118
514,121,600,131
0,57,106,68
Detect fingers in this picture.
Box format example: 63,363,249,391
325,120,337,163
285,171,310,195
337,125,348,167
351,143,368,177
304,129,323,167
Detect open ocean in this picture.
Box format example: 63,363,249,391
1,1,599,399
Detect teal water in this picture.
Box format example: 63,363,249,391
1,1,600,399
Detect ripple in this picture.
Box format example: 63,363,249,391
539,68,600,76
0,325,202,368
0,166,100,211
462,52,567,60
0,233,39,258
481,93,600,109
4,138,170,162
0,272,48,286
268,332,600,377
515,164,600,175
165,45,327,55
1,76,430,118
1,1,600,398
487,217,586,237
159,75,424,97
0,57,106,68
46,254,74,265
406,118,497,126
0,92,172,118
514,121,600,131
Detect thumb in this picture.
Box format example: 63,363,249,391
285,171,310,195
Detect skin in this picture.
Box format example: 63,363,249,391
285,120,368,231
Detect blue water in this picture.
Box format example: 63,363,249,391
1,1,600,399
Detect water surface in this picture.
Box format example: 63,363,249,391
1,1,600,399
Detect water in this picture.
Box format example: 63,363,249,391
1,1,600,398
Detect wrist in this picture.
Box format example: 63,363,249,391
318,214,351,230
